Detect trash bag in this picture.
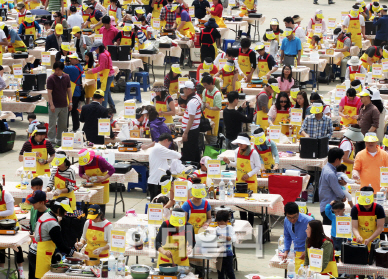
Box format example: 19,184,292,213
203,145,226,164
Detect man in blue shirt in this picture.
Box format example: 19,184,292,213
280,27,302,66
282,202,313,272
373,5,388,46
18,12,41,39
319,148,346,225
64,53,84,132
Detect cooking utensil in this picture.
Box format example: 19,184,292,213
171,257,176,267
65,257,83,264
122,140,140,147
129,265,152,279
0,218,26,230
50,264,70,273
159,263,178,274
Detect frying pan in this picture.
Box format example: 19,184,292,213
159,263,178,274
0,217,26,229
122,140,140,147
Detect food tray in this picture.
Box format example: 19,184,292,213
66,269,96,277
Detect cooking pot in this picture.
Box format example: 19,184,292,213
122,140,140,147
0,217,26,230
129,265,152,279
381,241,388,249
159,263,178,274
85,257,99,266
235,182,248,192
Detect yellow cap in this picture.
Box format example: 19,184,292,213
356,90,372,97
94,89,105,97
71,26,81,34
270,83,280,93
358,191,374,205
25,15,34,23
255,44,265,51
364,132,379,142
0,22,5,30
171,64,181,74
383,48,388,59
51,153,67,167
311,103,323,114
135,7,145,14
55,23,63,35
203,60,213,70
265,31,276,40
254,132,266,145
283,28,293,36
316,13,324,19
169,210,186,227
54,199,73,213
290,87,299,99
61,42,70,51
223,61,234,72
123,25,132,32
171,4,179,11
191,184,207,198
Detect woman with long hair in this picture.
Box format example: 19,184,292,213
51,12,69,29
84,52,97,104
268,92,291,135
276,65,294,95
304,220,338,277
107,0,122,23
206,0,226,28
145,105,171,143
294,91,309,119
152,80,176,124
370,88,386,144
164,64,182,96
308,92,331,116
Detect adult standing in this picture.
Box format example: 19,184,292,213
181,81,202,163
71,26,92,60
353,132,388,192
280,27,302,66
255,78,278,130
148,133,181,201
99,15,118,47
236,38,256,82
284,16,305,44
45,0,64,13
255,44,278,79
47,62,72,147
206,0,226,28
370,87,386,143
202,75,222,143
151,80,176,124
333,28,351,82
82,5,103,34
357,90,380,138
319,148,347,225
339,88,362,126
172,4,195,38
300,103,333,138
373,5,388,46
16,3,28,25
68,6,84,28
45,24,65,51
342,5,365,49
160,0,176,29
88,41,115,110
307,10,326,42
200,18,220,62
339,125,364,178
192,0,210,19
51,12,69,29
282,202,313,272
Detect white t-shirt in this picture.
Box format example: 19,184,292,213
81,219,113,245
0,29,6,41
0,190,14,217
293,25,306,43
343,14,365,27
339,139,352,158
67,14,84,28
368,151,378,157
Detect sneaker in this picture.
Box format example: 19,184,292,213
328,0,335,3
313,0,318,4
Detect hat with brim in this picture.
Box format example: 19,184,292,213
231,135,251,146
71,26,81,34
348,56,362,66
253,131,266,145
171,64,181,74
200,156,211,165
311,103,323,114
205,18,219,28
135,7,145,14
87,205,101,219
27,190,46,204
123,25,132,32
55,23,63,35
16,2,25,9
370,87,381,101
358,191,374,205
357,90,372,97
171,4,179,11
55,198,73,213
383,134,388,147
255,44,265,51
78,148,95,166
191,184,207,198
223,61,235,72
91,41,104,52
94,89,105,97
61,42,70,51
283,28,293,36
152,80,167,92
269,82,280,93
169,210,186,227
364,132,379,142
270,18,279,25
344,126,364,142
68,53,81,60
293,16,303,22
51,153,67,167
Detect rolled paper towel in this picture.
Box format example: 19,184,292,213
284,170,301,176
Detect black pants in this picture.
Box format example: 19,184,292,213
200,45,216,63
321,211,332,225
182,127,201,163
355,141,365,155
28,251,37,279
148,183,160,202
240,211,254,226
217,255,235,279
0,246,24,263
70,96,80,131
374,38,384,47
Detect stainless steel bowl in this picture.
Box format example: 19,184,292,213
129,265,153,279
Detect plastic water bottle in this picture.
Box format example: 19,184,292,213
307,184,314,203
219,179,225,200
297,264,306,279
41,65,46,74
251,122,256,136
289,242,295,259
278,234,285,255
1,10,5,21
228,179,234,198
29,36,34,48
116,253,125,276
287,259,296,279
108,252,116,279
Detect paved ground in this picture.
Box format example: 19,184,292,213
1,0,368,276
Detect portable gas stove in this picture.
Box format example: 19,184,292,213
118,143,142,152
0,226,19,235
234,190,253,198
151,271,181,279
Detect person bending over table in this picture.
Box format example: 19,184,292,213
82,4,103,34
33,198,88,278
300,103,333,138
172,4,195,39
78,148,115,211
223,133,261,226
268,92,292,136
282,202,313,272
213,59,242,94
55,42,71,63
351,185,385,249
165,64,182,96
255,43,278,79
47,152,77,210
360,45,385,72
156,208,195,267
206,0,226,28
304,220,338,277
143,105,171,144
200,18,220,62
75,205,112,262
3,24,27,53
45,24,65,51
252,128,279,170
161,172,193,208
333,28,351,82
182,181,212,234
339,88,362,127
196,57,219,81
19,124,55,177
151,80,176,124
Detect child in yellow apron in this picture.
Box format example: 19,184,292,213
157,210,190,267
239,0,254,17
84,219,112,260
204,89,221,136
29,138,51,177
336,36,350,63
346,10,362,49
360,46,382,72
340,96,360,126
355,194,379,250
218,61,241,93
151,0,164,29
168,64,181,95
193,170,207,184
120,25,133,45
155,99,173,123
306,245,338,277
236,148,258,193
348,65,362,81
185,184,210,234
238,48,253,80
0,190,19,226
209,3,226,28
18,9,26,25
256,45,270,78
339,138,354,178
253,132,275,170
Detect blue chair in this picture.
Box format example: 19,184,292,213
12,113,23,121
222,39,235,52
127,164,148,193
134,72,150,92
124,82,142,102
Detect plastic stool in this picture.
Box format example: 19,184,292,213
134,72,150,92
222,39,235,52
14,112,23,121
124,82,142,102
127,164,148,193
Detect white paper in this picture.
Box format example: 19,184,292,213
207,162,221,176
148,207,163,221
174,184,188,198
62,134,74,148
24,156,36,169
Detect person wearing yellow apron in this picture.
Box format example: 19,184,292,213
223,133,260,225
82,5,91,27
82,5,103,33
79,149,115,209
156,208,195,267
75,205,113,264
339,126,364,179
113,25,135,46
34,198,87,278
28,0,41,9
237,39,256,82
182,184,212,234
342,6,365,49
255,79,278,131
253,128,280,170
18,124,55,177
20,14,41,40
16,2,27,24
269,18,283,43
213,60,241,94
360,46,382,72
239,0,255,17
339,89,361,126
268,92,291,136
47,152,77,210
305,220,338,277
200,18,221,62
172,5,195,39
192,156,211,184
307,10,325,43
346,58,367,82
202,75,222,137
206,0,226,28
152,80,176,124
165,64,181,96
84,52,97,104
334,28,351,78
150,0,164,29
255,44,278,79
107,0,122,24
4,25,27,53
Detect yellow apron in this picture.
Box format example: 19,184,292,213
85,219,111,260
294,251,304,272
84,155,110,204
347,15,362,49
348,66,362,81
204,89,221,136
239,0,254,17
7,35,27,53
307,19,323,43
84,65,97,98
120,32,132,46
156,220,190,267
99,68,110,92
82,10,90,27
336,36,350,59
258,53,270,78
151,1,163,29
360,46,381,72
356,203,379,250
193,170,207,184
0,191,19,226
255,91,272,130
30,139,50,177
221,69,241,93
176,15,195,39
103,0,109,8
90,11,102,33
254,142,275,170
155,97,173,124
340,96,360,126
187,199,209,234
52,169,77,210
238,48,253,79
273,109,290,135
35,216,57,278
108,5,118,23
307,247,338,277
210,5,226,28
18,11,26,25
169,77,179,95
236,148,258,193
22,22,37,40
339,138,354,179
29,0,41,10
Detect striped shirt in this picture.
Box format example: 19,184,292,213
182,94,202,131
47,166,76,192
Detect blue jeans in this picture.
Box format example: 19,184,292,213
331,236,346,251
102,75,115,109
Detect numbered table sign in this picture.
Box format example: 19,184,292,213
229,0,235,6
124,100,136,119
325,49,335,55
219,59,227,70
153,20,160,29
189,6,195,16
309,248,323,272
98,118,110,136
178,77,188,89
62,132,74,150
290,108,303,125
264,42,270,53
94,34,103,44
41,52,51,66
23,152,36,171
355,73,366,85
382,59,388,73
269,125,281,143
336,216,352,238
381,167,388,187
314,24,322,34
341,11,348,23
13,64,23,78
335,85,346,100
328,18,336,29
174,181,188,201
110,230,126,253
148,203,163,225
372,64,383,79
207,160,221,178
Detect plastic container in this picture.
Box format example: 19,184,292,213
108,252,116,279
0,130,15,153
287,259,296,279
219,179,225,201
307,184,314,203
278,235,284,255
297,264,306,279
